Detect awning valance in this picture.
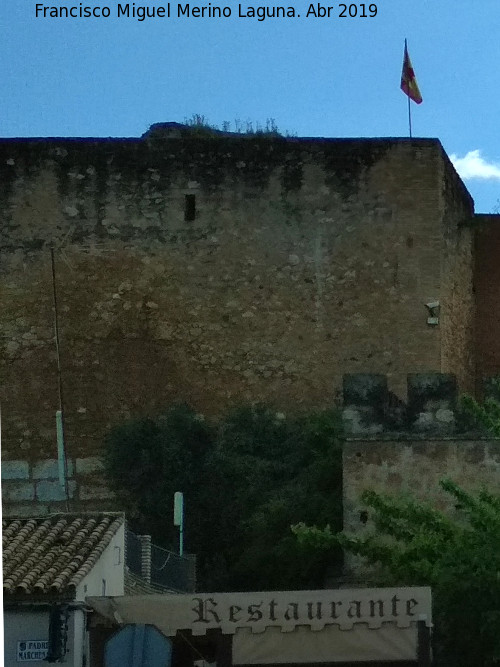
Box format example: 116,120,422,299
88,587,431,637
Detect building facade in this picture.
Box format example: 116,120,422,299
2,513,125,667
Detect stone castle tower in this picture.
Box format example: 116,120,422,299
1,124,500,513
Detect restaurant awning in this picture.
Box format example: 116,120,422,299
89,587,432,664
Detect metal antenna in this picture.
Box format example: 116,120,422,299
51,247,70,511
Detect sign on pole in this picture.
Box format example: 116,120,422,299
174,491,184,556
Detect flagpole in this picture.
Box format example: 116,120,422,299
405,39,412,138
408,90,412,138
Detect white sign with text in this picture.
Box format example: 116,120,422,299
17,640,48,662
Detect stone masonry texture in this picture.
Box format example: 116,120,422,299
342,435,500,578
0,128,481,471
343,437,500,529
474,215,500,389
340,371,500,578
1,455,115,516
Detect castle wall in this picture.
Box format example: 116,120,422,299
342,432,500,581
341,371,500,581
0,131,473,466
439,155,475,392
474,214,500,388
1,456,114,516
342,373,500,576
343,437,500,534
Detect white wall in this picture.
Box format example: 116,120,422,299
76,523,125,599
5,522,125,667
3,608,79,667
73,609,87,667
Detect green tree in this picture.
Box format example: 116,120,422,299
103,403,344,591
461,389,500,436
103,404,216,560
210,406,343,590
294,480,500,667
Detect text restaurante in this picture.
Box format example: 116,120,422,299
191,595,419,625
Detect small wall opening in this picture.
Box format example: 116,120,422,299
185,194,196,221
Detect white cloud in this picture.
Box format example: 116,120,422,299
450,150,500,181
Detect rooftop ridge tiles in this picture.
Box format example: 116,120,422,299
69,517,124,587
2,519,23,542
7,523,52,565
3,520,39,559
10,556,43,587
34,564,60,588
3,513,125,596
36,547,86,591
6,533,63,582
3,511,124,524
61,517,86,542
51,558,83,592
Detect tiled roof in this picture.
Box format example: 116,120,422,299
3,513,124,596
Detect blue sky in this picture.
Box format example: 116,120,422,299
2,0,500,211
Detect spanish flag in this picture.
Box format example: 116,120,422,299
400,40,422,104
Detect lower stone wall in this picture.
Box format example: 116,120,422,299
1,456,116,516
343,436,500,533
342,436,500,579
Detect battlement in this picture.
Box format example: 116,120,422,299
342,372,460,436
